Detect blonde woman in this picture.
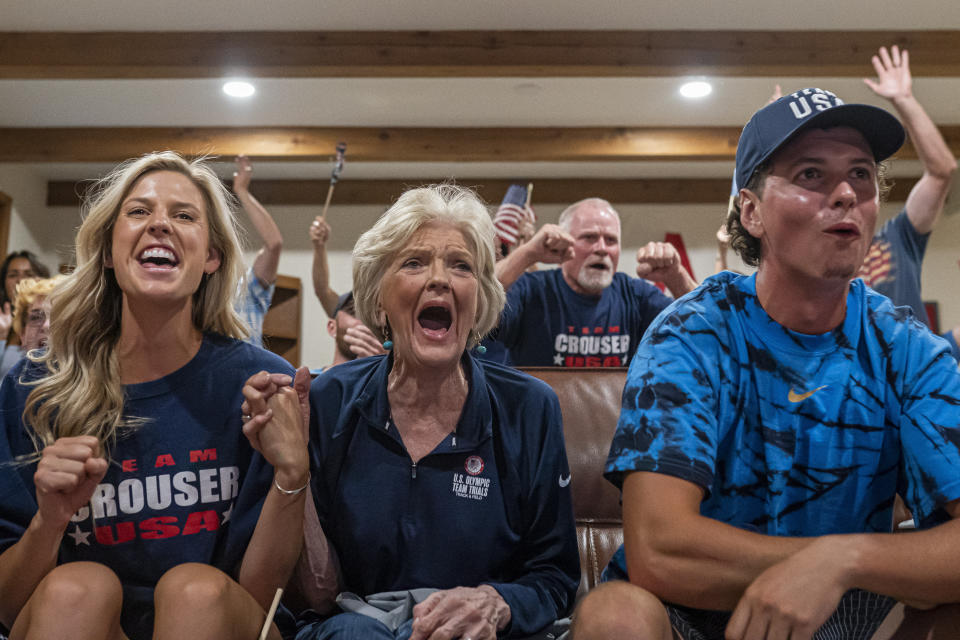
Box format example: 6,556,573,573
0,152,308,640
10,276,61,355
0,251,50,378
249,185,579,640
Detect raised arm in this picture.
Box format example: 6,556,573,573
495,224,574,290
864,46,958,234
635,241,698,297
310,217,340,318
233,156,284,286
715,220,732,274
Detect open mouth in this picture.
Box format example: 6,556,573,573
418,305,452,333
139,246,179,268
588,262,610,271
825,224,860,239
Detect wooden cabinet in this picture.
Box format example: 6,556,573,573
262,274,301,366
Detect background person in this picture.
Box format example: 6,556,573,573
11,276,62,355
319,290,385,371
0,152,307,640
856,46,957,328
232,155,285,347
309,216,341,319
0,251,50,378
492,197,696,367
252,184,580,639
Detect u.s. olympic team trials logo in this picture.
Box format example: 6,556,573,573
464,455,485,476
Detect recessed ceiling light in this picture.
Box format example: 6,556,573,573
222,80,256,98
679,80,713,99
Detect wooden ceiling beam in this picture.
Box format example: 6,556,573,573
0,126,740,162
47,177,918,207
2,31,959,79
6,126,958,163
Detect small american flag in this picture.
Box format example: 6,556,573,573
493,184,536,248
859,239,893,286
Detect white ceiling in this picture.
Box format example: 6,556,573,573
2,0,959,183
3,77,960,129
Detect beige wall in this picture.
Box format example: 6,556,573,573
2,165,957,368
0,165,77,275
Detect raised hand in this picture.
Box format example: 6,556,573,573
241,370,294,434
409,586,510,640
34,436,109,531
524,224,575,265
241,367,310,483
767,84,783,105
233,154,254,193
635,241,683,282
310,216,331,248
864,45,912,102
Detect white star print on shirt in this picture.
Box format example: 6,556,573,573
66,525,91,546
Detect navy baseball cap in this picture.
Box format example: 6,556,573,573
333,291,354,315
734,88,905,192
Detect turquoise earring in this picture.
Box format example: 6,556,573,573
382,325,393,350
475,331,487,354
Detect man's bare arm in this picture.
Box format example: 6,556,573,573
494,224,574,290
234,156,283,286
309,217,340,318
629,471,960,633
622,471,811,611
635,241,698,298
864,46,957,234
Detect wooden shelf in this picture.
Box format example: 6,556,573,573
262,274,301,367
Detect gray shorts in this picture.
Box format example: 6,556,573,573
667,589,896,640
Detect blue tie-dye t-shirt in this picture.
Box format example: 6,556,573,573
605,271,960,546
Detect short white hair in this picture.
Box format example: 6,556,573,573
557,197,620,232
352,184,506,348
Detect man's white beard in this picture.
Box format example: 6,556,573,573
576,260,614,293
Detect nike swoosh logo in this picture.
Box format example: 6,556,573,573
558,474,571,488
787,385,827,403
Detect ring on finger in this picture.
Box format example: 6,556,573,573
242,414,251,422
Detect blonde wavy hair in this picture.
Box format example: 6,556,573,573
352,184,506,349
22,151,247,458
11,276,62,337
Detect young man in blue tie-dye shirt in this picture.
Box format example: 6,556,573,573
574,88,960,640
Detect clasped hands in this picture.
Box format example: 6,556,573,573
241,367,311,488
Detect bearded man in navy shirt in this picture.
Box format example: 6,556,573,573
492,198,697,367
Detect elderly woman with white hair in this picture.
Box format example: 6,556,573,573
252,184,579,639
0,152,308,640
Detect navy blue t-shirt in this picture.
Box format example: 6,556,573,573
496,269,672,367
858,209,929,326
0,334,293,639
306,352,580,637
